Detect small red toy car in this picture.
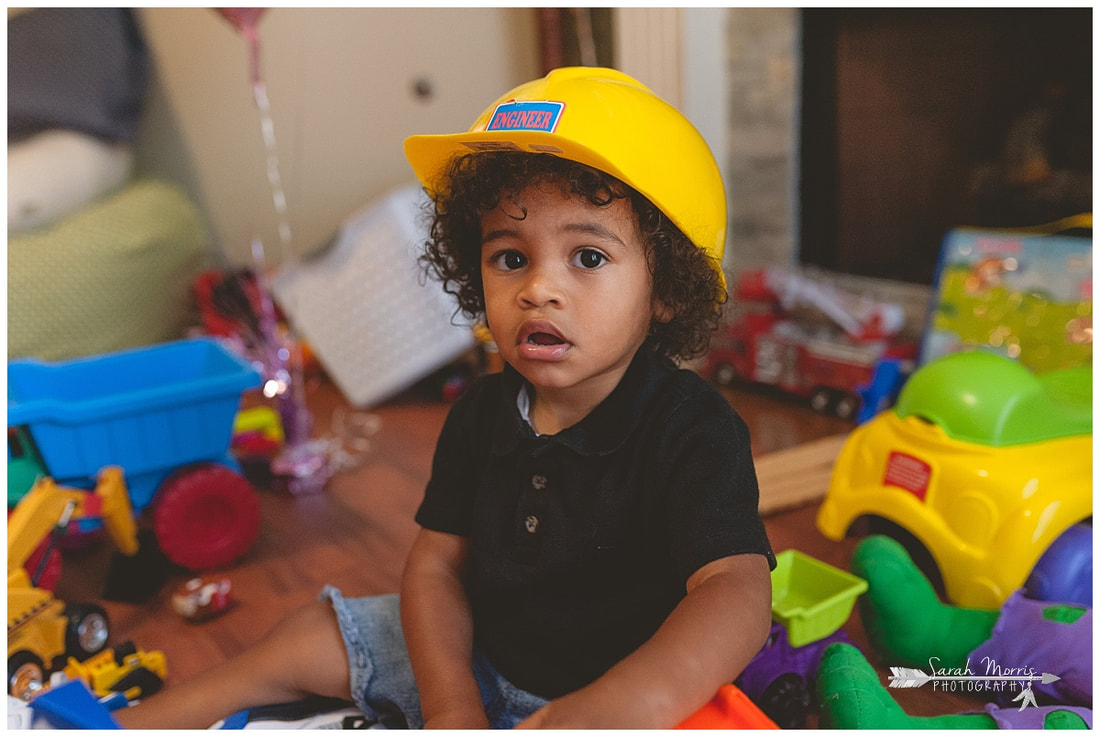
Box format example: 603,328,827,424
171,577,233,621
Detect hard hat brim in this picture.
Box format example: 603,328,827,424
404,130,626,198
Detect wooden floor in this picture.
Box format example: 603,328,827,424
54,373,981,725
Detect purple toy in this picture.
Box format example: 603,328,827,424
1024,523,1092,607
982,703,1093,729
968,590,1092,707
737,622,857,729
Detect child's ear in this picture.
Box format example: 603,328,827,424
652,300,674,324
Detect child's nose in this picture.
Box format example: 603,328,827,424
518,266,563,307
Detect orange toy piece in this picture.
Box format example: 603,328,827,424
676,684,779,729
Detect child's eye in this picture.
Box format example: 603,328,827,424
573,248,608,269
491,251,527,270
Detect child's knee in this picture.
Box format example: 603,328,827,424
269,599,344,650
266,600,352,697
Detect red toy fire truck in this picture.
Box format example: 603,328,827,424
702,269,916,420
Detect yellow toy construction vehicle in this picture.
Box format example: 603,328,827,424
7,467,139,700
62,641,167,702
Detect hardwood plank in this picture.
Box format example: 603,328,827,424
754,433,849,514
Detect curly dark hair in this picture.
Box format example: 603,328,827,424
419,152,727,361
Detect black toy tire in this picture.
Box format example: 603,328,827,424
8,651,46,701
712,362,738,387
758,673,810,730
809,387,832,414
63,603,110,661
833,392,860,420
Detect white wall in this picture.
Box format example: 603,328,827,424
681,7,730,193
134,7,539,266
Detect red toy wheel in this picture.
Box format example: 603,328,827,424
153,464,261,570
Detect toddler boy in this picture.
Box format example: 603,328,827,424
118,67,774,730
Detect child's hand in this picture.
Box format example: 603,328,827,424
517,553,772,730
514,683,658,729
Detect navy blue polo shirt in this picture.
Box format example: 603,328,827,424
415,345,776,699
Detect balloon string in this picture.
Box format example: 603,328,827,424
243,26,264,108
239,19,307,459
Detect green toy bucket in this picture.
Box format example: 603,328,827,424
771,549,868,647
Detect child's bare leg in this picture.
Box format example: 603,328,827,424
115,599,352,729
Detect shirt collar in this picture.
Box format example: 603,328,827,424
490,344,674,457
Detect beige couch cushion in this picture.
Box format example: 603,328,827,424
9,179,209,361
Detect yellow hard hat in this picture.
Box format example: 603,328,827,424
404,67,727,286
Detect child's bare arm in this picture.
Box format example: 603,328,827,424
516,552,772,729
400,528,490,729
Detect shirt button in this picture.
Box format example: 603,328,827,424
531,474,548,490
524,515,539,533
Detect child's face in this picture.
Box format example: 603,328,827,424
480,183,660,402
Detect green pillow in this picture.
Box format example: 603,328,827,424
9,179,209,361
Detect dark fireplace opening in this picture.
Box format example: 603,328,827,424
799,8,1092,285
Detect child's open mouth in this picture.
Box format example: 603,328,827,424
527,332,564,346
518,325,571,361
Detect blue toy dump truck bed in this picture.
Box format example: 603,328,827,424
8,338,261,507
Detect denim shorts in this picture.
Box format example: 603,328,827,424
321,586,548,729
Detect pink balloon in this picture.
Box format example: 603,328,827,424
215,8,268,98
216,8,267,36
